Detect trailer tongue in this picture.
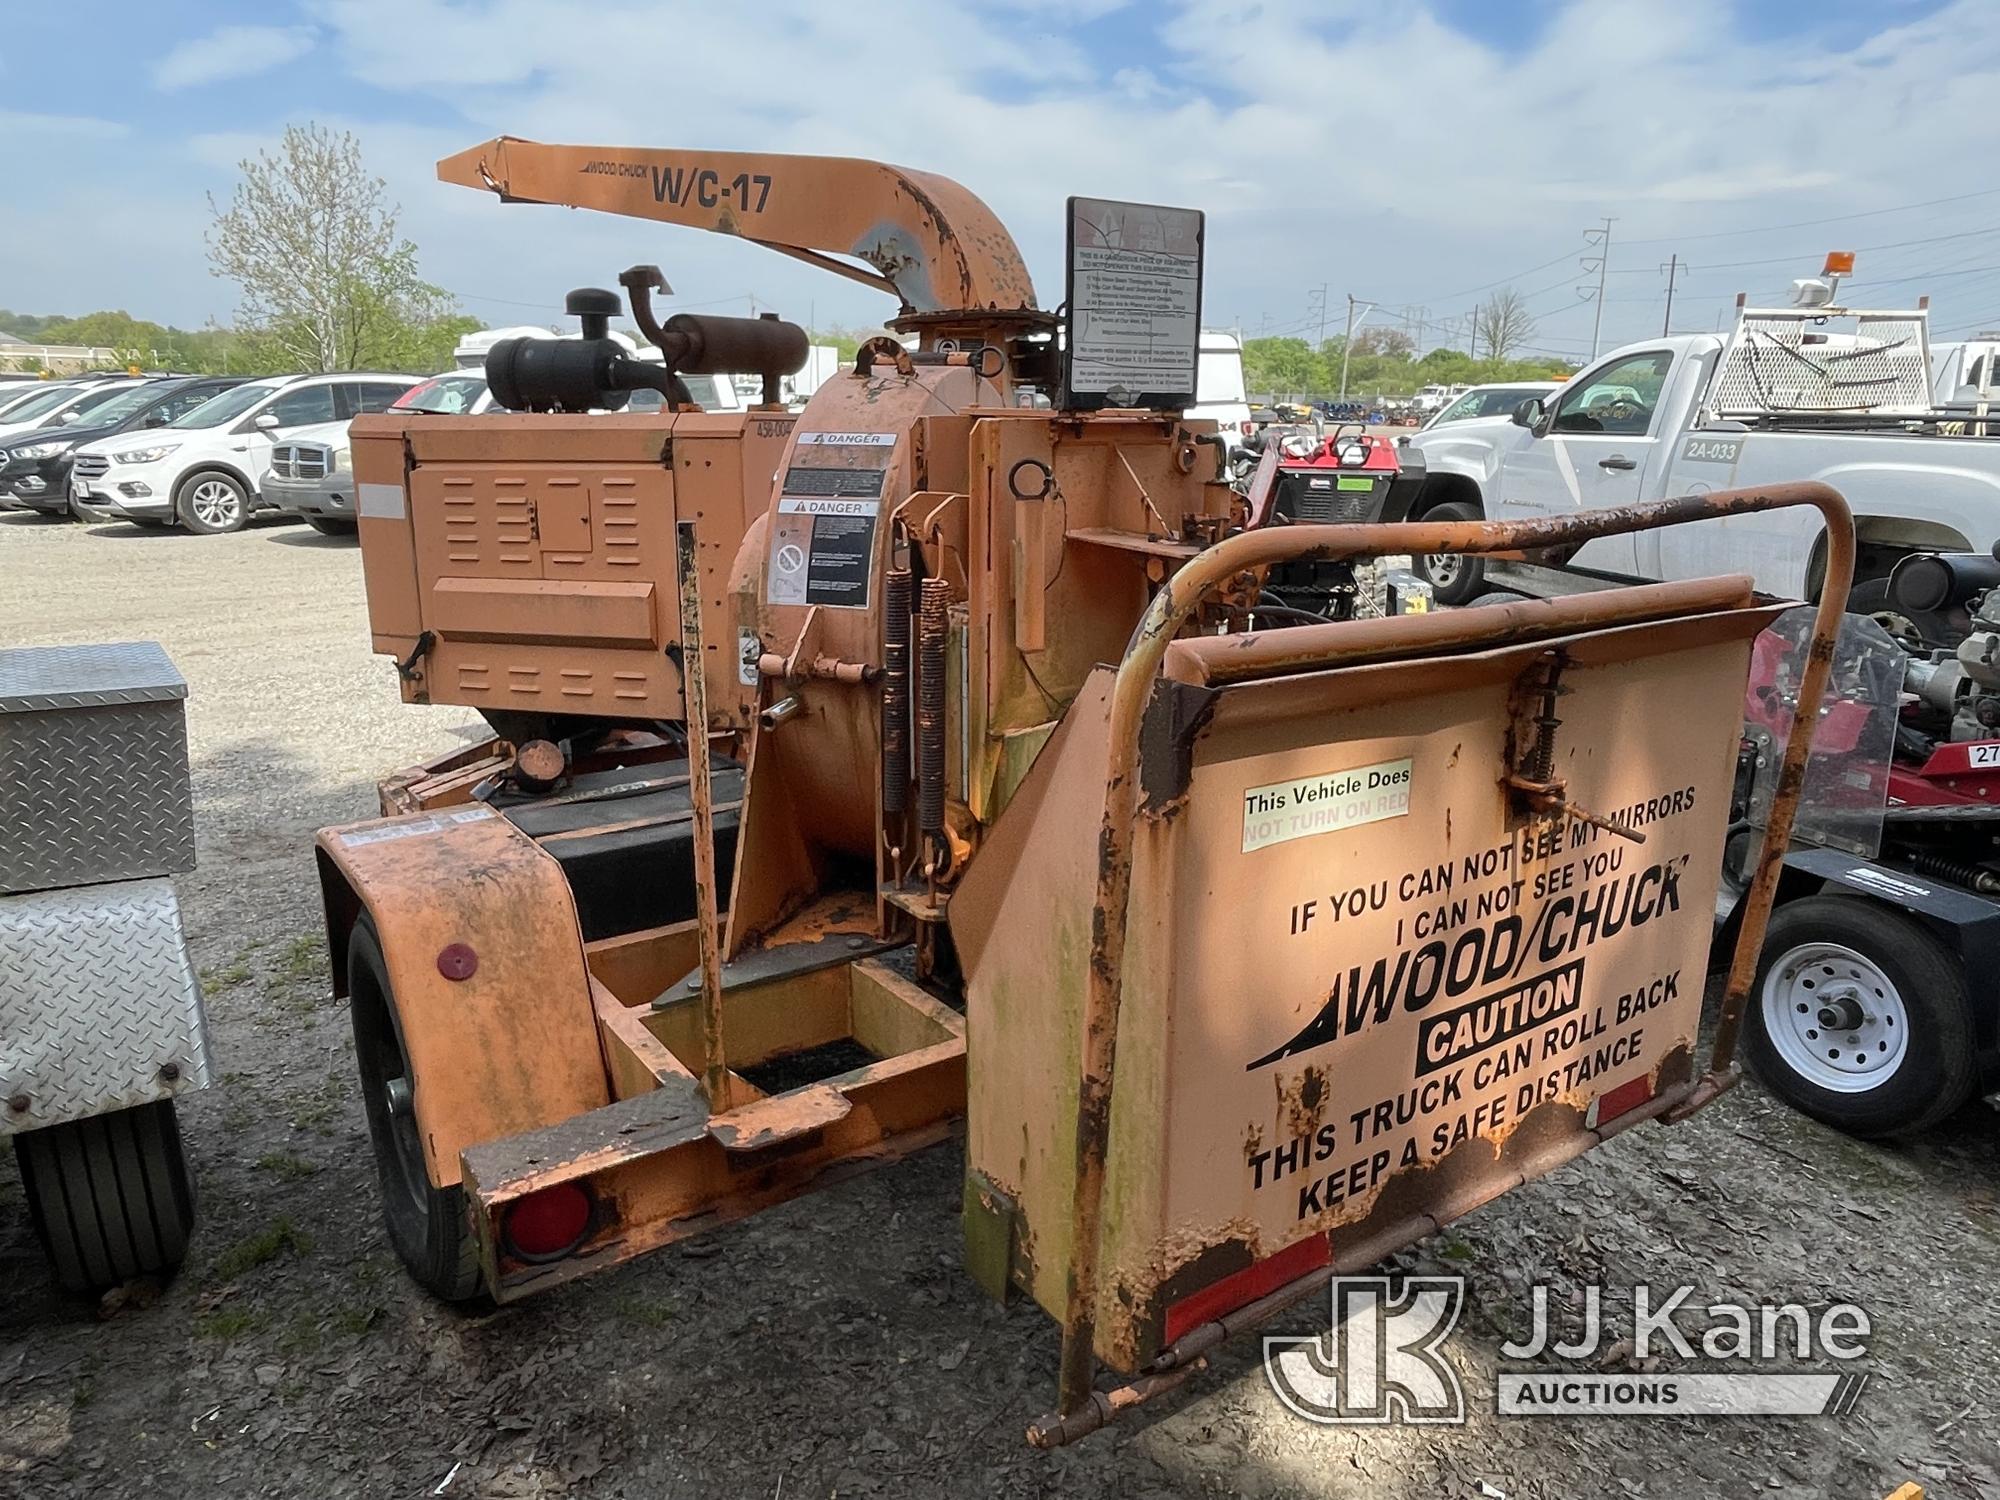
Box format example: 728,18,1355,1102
317,137,1852,1444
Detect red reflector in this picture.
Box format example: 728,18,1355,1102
503,1184,591,1261
1164,1233,1331,1344
1595,1074,1653,1127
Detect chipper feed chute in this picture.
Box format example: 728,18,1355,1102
951,491,1854,1443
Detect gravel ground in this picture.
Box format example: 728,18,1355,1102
2,510,1998,1499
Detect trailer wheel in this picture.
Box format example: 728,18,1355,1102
14,1100,195,1294
1748,896,1975,1138
348,916,484,1302
1412,499,1486,605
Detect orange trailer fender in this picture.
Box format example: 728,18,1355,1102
315,806,610,1187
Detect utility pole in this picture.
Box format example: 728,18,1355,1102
1659,255,1682,336
1469,306,1479,361
1581,217,1616,359
1337,295,1375,400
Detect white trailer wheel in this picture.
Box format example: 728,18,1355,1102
1758,940,1910,1092
1746,895,1976,1138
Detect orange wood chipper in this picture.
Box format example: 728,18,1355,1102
314,137,1853,1443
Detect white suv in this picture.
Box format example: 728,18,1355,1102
71,372,419,533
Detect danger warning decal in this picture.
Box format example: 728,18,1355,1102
780,467,888,498
795,432,897,448
767,495,880,609
765,431,897,610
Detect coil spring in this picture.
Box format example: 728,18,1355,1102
1905,850,1997,891
882,569,912,815
918,577,949,835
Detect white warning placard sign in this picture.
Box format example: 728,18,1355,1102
1064,195,1205,411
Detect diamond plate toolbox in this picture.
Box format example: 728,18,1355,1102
0,642,194,895
0,878,212,1132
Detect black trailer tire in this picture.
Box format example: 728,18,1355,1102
347,915,484,1302
304,516,358,536
1845,576,1953,651
14,1100,195,1294
1412,498,1487,605
1747,895,1975,1138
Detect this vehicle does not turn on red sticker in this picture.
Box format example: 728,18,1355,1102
1242,757,1412,852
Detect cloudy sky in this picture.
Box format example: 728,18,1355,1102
5,0,1999,363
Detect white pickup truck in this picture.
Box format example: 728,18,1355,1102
1404,302,2000,616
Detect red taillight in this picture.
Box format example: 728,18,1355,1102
502,1183,592,1261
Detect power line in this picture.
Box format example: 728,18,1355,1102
1620,221,2000,275
1515,271,1599,306
1384,195,2000,319
1841,262,2000,292
1416,247,1589,306
1935,310,2000,336
1617,185,2000,246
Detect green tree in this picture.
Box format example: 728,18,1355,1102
207,122,467,372
1242,337,1327,395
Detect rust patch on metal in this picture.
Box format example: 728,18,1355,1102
1137,680,1219,815
1132,1232,1257,1353
466,1074,711,1192
708,1084,850,1162
1274,1065,1330,1145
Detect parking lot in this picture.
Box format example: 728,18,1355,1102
0,510,1995,1498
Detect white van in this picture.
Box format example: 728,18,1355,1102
1188,331,1253,451
453,324,655,369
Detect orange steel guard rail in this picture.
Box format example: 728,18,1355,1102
1035,482,1856,1443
